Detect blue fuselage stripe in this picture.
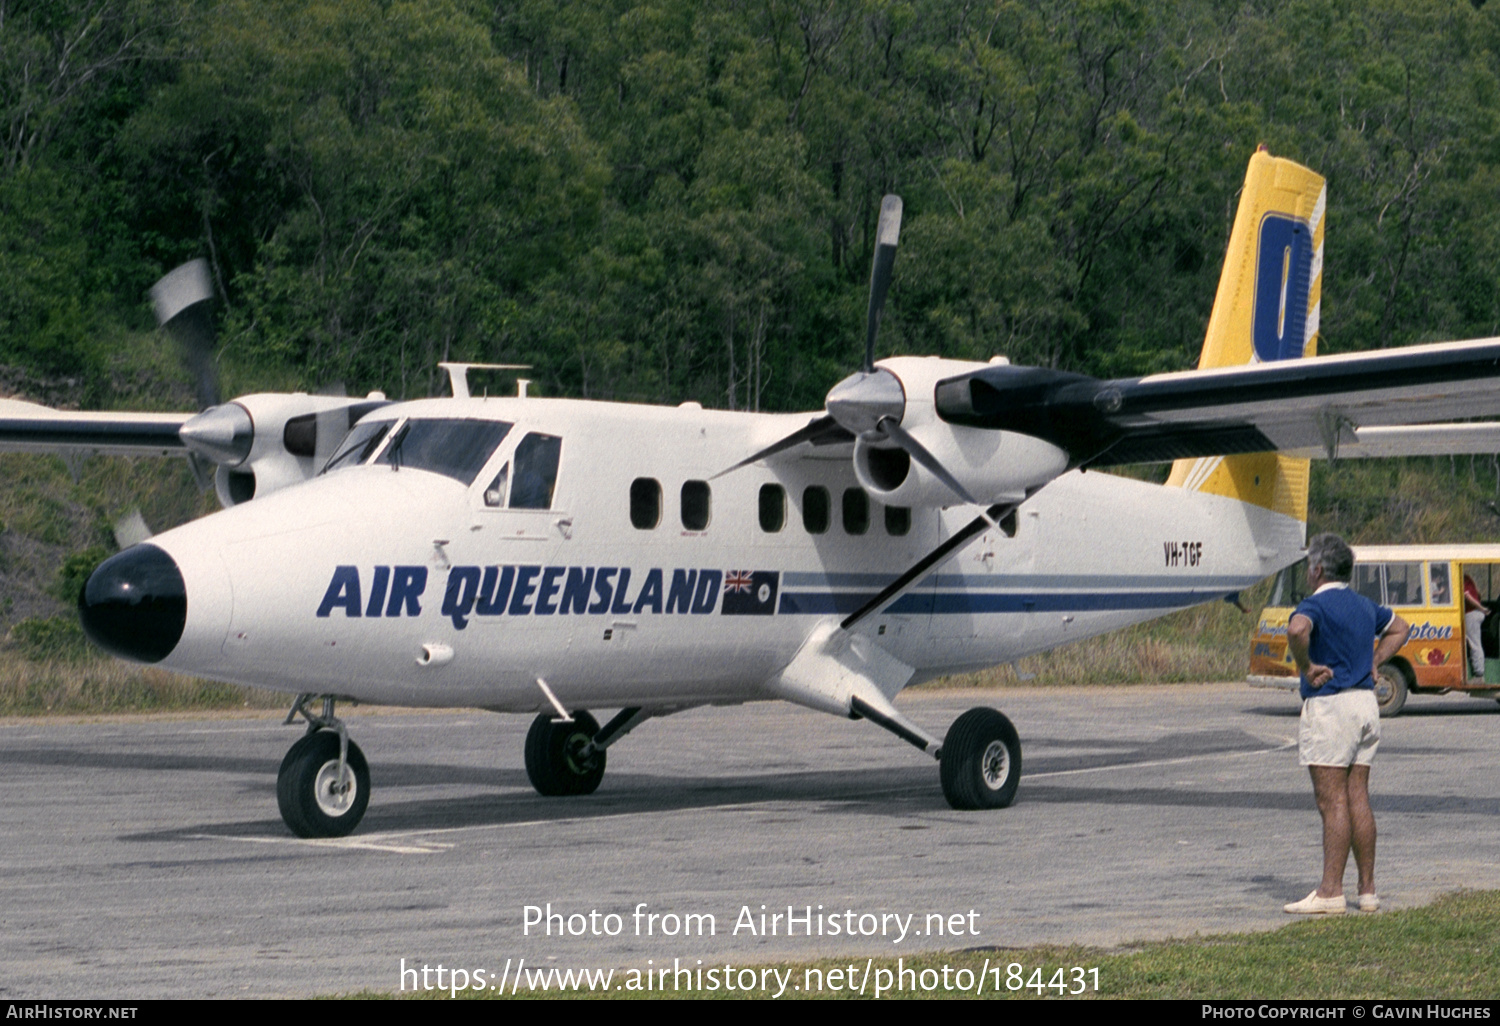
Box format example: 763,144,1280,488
777,589,1229,615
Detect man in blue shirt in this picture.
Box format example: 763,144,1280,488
1284,533,1410,914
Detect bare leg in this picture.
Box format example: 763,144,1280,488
1346,763,1376,895
1309,765,1351,897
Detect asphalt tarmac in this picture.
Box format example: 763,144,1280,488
2,683,1497,998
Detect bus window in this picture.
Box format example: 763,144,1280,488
1384,562,1424,606
1269,561,1307,607
1430,562,1453,606
1352,565,1383,604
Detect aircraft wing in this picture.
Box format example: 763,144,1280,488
933,336,1500,466
1281,423,1500,460
0,398,189,456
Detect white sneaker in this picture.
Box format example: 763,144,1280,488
1284,890,1346,914
1357,892,1380,912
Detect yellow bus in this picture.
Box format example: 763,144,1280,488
1248,544,1500,716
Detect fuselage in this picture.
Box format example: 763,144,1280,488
83,392,1305,712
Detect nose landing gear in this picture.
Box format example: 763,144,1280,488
278,694,370,838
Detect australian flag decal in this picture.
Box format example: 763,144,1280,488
720,570,779,616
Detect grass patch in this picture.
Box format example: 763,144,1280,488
0,649,284,715
386,891,1500,999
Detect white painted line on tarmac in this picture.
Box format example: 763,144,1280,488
185,786,937,853
1025,741,1295,781
186,833,454,855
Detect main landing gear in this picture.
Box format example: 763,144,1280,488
939,707,1022,809
278,694,369,838
523,706,651,797
850,695,1023,810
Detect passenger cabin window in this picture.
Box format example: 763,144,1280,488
322,419,395,474
759,484,785,532
374,418,514,485
884,505,910,537
842,488,869,535
630,478,661,529
509,433,562,509
681,480,711,531
802,486,830,534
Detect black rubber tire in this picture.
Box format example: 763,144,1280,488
524,710,605,797
277,730,370,838
1375,662,1409,718
940,707,1022,810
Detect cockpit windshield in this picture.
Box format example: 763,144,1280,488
322,418,395,475
373,418,514,484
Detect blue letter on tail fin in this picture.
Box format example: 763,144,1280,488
1252,214,1313,363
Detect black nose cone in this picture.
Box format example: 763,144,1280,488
79,544,186,663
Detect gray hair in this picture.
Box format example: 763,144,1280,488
1306,533,1354,583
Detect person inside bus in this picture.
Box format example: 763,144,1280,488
1464,573,1485,679
1430,565,1450,606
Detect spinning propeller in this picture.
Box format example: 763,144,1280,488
714,197,1039,630
717,196,982,506
147,259,389,508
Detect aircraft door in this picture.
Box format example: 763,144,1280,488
463,431,571,611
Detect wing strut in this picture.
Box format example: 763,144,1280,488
840,499,1020,632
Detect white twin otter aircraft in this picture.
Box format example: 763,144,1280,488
6,149,1500,837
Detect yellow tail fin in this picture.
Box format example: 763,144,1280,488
1165,147,1323,522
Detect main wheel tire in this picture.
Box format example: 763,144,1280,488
940,707,1022,810
277,731,370,838
1374,662,1409,718
524,711,605,797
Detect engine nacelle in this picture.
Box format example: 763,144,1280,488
849,355,1069,508
853,424,1068,508
183,392,390,507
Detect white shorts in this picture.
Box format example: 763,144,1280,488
1299,689,1380,767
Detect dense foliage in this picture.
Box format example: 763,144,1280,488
4,0,1500,409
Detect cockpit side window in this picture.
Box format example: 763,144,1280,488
373,418,513,484
322,419,395,474
483,463,510,507
509,433,563,509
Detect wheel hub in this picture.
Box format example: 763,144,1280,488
313,760,357,816
563,733,597,776
980,740,1011,790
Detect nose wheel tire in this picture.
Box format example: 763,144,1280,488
940,707,1022,810
277,730,370,838
525,710,605,796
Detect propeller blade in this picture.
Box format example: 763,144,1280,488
149,259,218,410
864,195,903,372
712,414,849,478
841,500,1018,632
112,508,153,549
875,417,980,506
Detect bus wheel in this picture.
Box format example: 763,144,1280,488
1375,662,1408,717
